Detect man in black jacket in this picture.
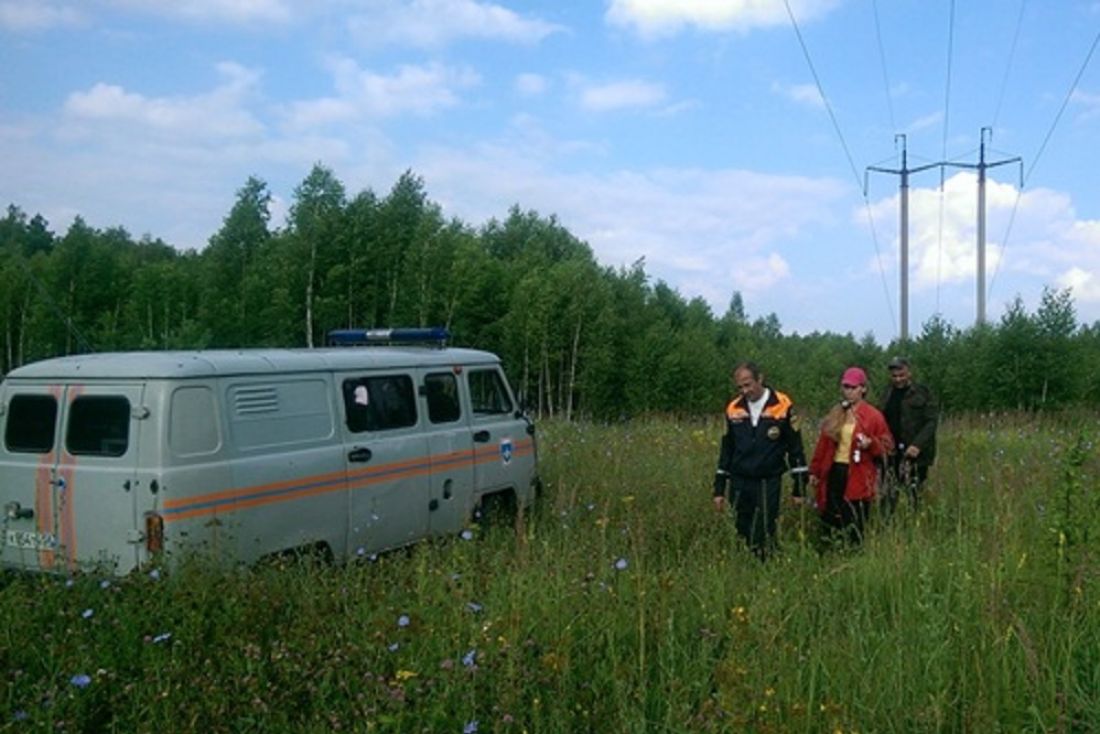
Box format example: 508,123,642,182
879,356,939,512
713,361,808,559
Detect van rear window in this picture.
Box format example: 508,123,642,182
66,396,130,457
343,375,417,432
4,394,58,454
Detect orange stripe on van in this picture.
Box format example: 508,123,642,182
57,385,83,570
35,451,56,569
35,384,64,569
163,467,349,511
161,438,533,524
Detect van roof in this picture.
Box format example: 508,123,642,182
5,347,500,380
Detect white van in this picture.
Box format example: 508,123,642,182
0,330,538,575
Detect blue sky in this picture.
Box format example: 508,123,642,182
3,0,1100,343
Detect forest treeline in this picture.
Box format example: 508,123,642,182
3,164,1099,417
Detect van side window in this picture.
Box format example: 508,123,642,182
469,369,513,415
4,395,58,454
343,375,417,432
66,396,130,457
170,386,220,457
425,372,461,424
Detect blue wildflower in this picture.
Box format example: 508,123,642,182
70,674,91,688
12,710,28,722
152,633,172,644
148,569,160,581
466,601,483,614
460,529,474,541
462,649,477,668
463,720,479,734
614,557,628,571
388,642,400,652
398,614,410,628
81,608,94,619
99,580,110,590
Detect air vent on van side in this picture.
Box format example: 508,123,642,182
233,386,279,415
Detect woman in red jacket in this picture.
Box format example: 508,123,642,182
809,366,893,545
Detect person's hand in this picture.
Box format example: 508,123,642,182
904,445,921,459
713,495,727,512
856,432,872,449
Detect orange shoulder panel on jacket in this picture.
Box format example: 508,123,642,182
762,391,793,419
726,399,749,421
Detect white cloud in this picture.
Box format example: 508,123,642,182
580,80,667,112
1057,267,1100,303
63,62,265,140
1055,219,1100,303
904,111,943,134
409,140,846,310
347,0,563,48
772,82,824,110
0,1,82,30
1071,89,1100,122
108,0,293,24
865,171,1100,313
728,253,791,294
284,60,481,129
515,73,548,97
866,172,1015,289
606,0,842,38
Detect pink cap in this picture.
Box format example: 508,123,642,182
841,367,867,386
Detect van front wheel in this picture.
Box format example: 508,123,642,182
474,490,518,529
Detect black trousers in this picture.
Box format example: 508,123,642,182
822,463,870,545
881,453,929,515
730,475,781,559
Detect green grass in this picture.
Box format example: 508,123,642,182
2,415,1098,733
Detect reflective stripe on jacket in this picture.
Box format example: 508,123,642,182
714,388,806,491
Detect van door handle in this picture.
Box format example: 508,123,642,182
473,430,490,443
348,447,373,463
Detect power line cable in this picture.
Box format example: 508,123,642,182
992,0,1027,130
871,0,897,133
989,26,1100,297
982,0,1026,304
11,254,95,355
935,0,957,313
782,0,897,335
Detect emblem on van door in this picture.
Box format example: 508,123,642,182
500,438,513,465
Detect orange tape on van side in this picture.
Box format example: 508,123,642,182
57,385,83,571
35,384,64,569
35,450,56,569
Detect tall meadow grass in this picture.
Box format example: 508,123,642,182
1,414,1097,732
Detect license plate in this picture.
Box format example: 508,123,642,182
4,529,57,550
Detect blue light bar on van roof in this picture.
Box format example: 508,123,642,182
326,327,451,347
